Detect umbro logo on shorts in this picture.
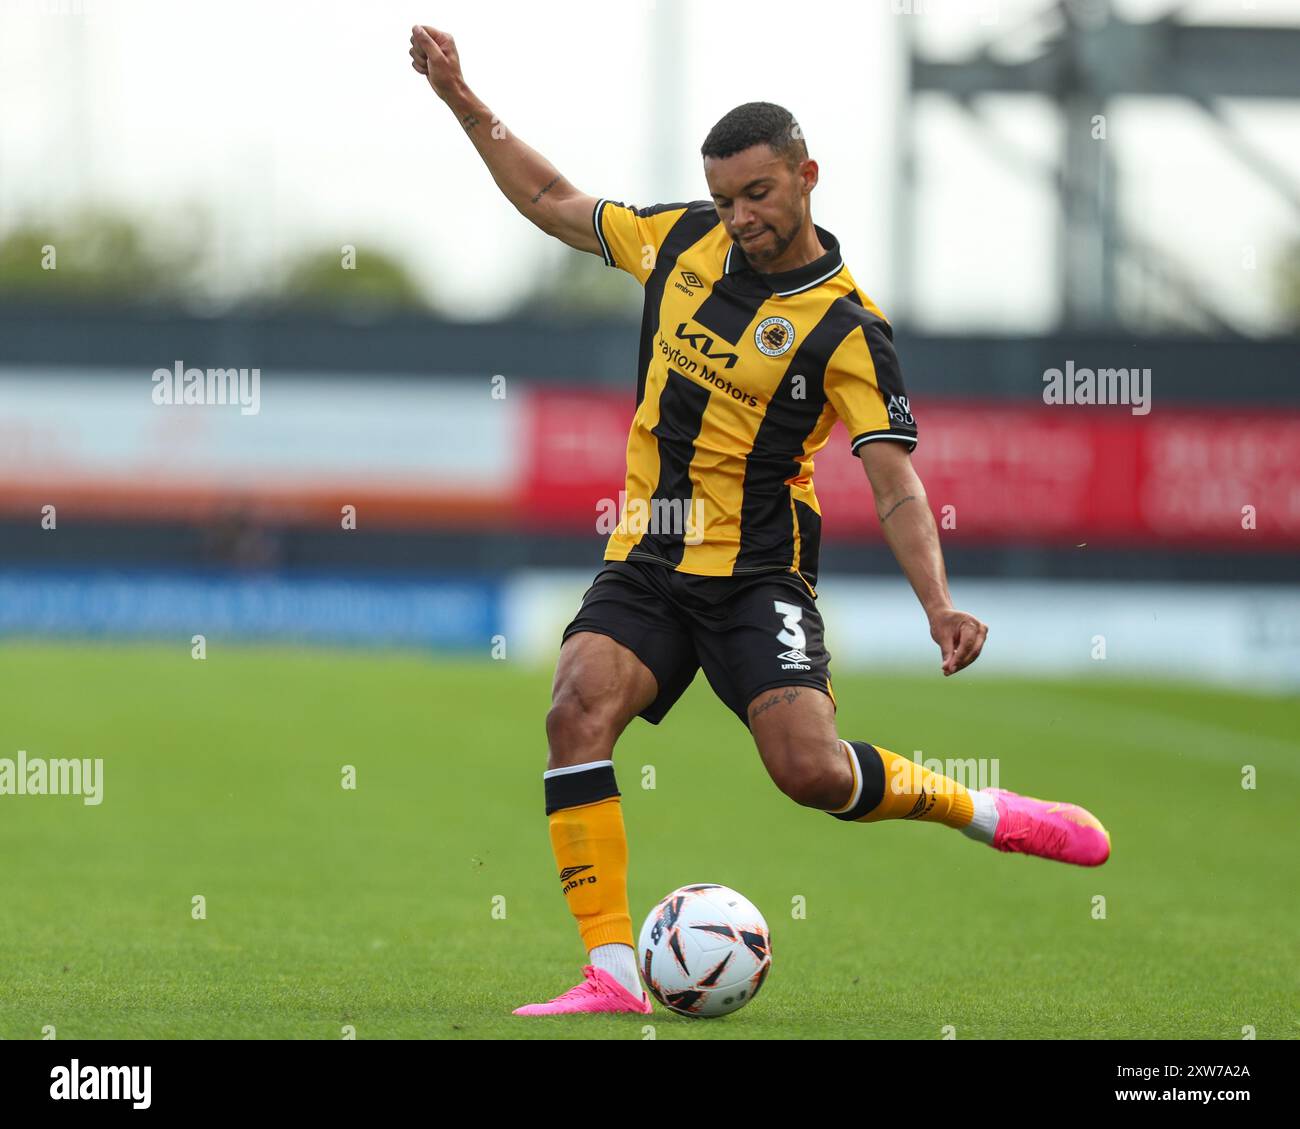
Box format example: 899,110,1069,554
777,648,811,670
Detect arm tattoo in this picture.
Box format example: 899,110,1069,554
748,686,802,722
531,175,562,205
460,112,480,132
880,494,918,523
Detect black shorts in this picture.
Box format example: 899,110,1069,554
561,559,835,728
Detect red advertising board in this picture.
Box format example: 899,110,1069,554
520,388,1300,548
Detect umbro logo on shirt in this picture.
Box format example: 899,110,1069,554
674,270,703,297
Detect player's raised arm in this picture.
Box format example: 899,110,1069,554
858,441,989,677
409,24,602,256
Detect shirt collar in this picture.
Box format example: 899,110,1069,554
724,223,844,297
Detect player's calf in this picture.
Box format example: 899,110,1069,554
748,683,852,809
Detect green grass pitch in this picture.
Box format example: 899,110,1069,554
0,640,1295,1040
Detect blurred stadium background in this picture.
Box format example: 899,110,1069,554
0,0,1297,1039
2,0,1296,684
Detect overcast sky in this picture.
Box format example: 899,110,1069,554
1,0,1297,332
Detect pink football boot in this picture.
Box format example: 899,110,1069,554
984,788,1111,867
513,965,653,1016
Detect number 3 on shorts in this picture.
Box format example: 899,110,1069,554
773,600,806,652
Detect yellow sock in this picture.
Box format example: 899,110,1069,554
830,740,974,829
548,795,634,950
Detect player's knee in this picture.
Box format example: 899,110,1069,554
545,688,618,766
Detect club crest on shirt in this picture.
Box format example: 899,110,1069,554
754,316,796,357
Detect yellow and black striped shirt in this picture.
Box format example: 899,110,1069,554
592,198,917,587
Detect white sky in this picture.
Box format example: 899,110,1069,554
0,0,1297,332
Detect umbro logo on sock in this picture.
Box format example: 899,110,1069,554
903,787,936,820
559,864,598,895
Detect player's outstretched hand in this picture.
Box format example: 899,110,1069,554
410,24,464,101
929,607,988,676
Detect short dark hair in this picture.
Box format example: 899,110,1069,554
701,102,807,168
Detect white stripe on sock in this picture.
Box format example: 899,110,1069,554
828,739,863,815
